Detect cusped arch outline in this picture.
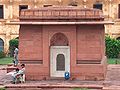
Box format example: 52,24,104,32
50,33,69,46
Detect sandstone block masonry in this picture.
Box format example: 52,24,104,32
0,0,119,53
17,7,107,80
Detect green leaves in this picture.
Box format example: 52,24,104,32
9,39,19,47
0,51,5,58
105,36,120,58
9,39,19,57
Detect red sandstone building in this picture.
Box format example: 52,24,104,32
15,7,110,80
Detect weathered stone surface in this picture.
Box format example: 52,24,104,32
0,0,120,53
1,65,120,90
20,7,103,20
18,7,107,81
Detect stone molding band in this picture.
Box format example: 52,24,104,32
20,60,43,64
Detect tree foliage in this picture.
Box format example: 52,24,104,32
0,51,5,58
9,39,19,57
105,36,120,58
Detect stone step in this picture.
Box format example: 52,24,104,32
6,88,72,90
6,66,17,73
5,83,103,90
50,77,65,80
5,87,102,90
103,86,120,90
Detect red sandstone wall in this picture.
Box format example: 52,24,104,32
43,25,77,68
76,25,105,60
19,25,77,80
19,24,106,80
25,64,49,80
19,25,43,60
70,24,106,80
71,64,106,80
19,25,47,80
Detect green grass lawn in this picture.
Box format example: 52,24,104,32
0,57,13,65
107,58,120,64
0,87,6,90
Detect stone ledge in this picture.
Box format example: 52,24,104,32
5,21,114,25
6,66,17,73
5,84,103,89
103,86,120,90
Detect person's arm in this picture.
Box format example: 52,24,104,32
17,69,24,75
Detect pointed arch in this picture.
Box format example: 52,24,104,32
56,54,65,71
50,33,69,46
0,38,4,51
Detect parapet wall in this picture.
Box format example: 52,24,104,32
20,7,104,20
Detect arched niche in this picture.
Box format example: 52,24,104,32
50,33,69,46
0,38,4,51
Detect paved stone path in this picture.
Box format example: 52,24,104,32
103,65,120,89
0,65,7,85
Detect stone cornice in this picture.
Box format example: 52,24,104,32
5,21,114,25
20,7,104,20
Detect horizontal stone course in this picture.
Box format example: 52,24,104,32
20,7,104,19
5,82,103,89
